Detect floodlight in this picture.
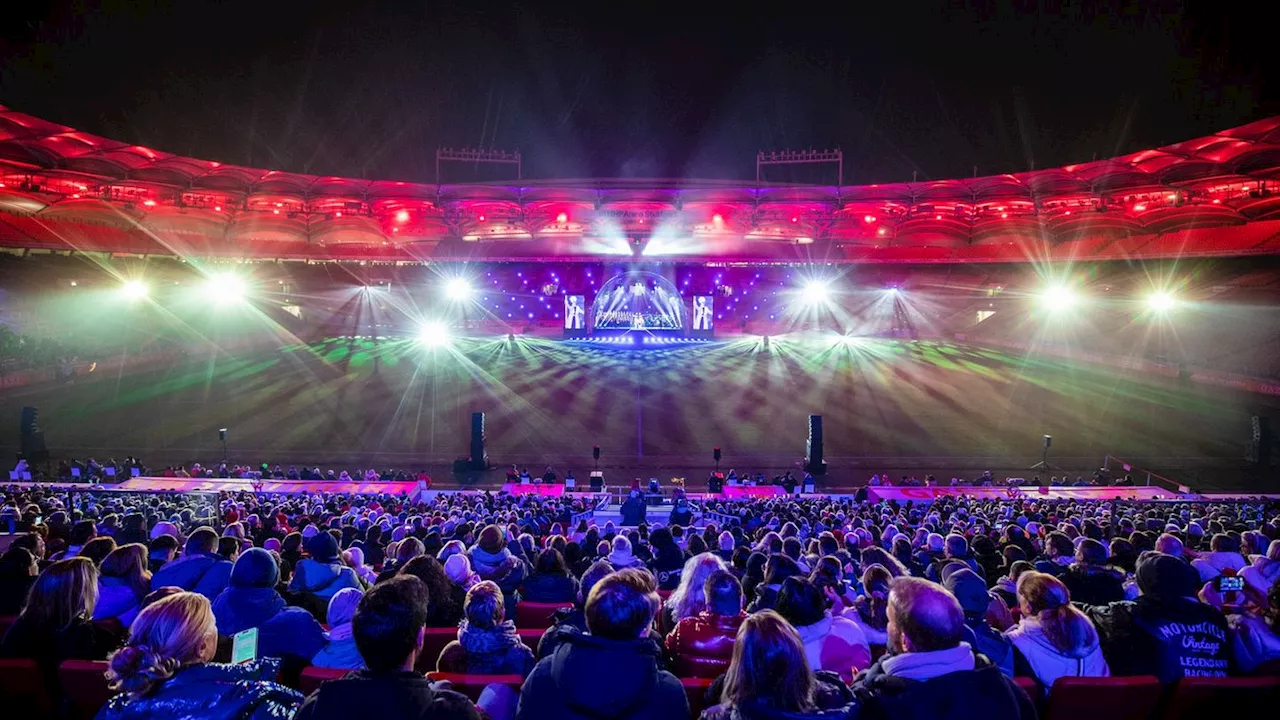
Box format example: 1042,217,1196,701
444,277,473,301
204,273,246,304
120,280,149,300
1146,292,1176,312
800,280,831,305
418,321,451,347
1039,285,1078,311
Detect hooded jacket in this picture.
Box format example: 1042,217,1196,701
1191,551,1248,583
93,576,145,628
1006,616,1109,688
212,548,327,664
469,546,528,621
150,552,233,600
293,669,481,720
437,620,536,676
95,659,301,720
793,614,873,683
516,632,688,720
849,647,1036,720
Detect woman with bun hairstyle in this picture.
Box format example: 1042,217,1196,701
1006,571,1109,688
96,591,302,719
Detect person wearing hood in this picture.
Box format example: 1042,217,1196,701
775,576,871,683
940,565,1015,677
1081,552,1232,683
1005,572,1108,689
517,568,689,720
310,588,365,670
150,527,233,601
94,544,151,628
1059,538,1125,606
343,546,377,585
620,489,647,526
468,524,530,622
212,548,327,667
1241,539,1280,599
438,580,536,676
1191,533,1248,583
289,531,364,620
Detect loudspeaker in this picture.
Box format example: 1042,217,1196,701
20,406,38,435
1247,416,1273,466
589,471,604,491
469,412,487,469
805,414,826,475
592,445,601,461
1043,434,1052,449
713,447,722,462
21,431,48,463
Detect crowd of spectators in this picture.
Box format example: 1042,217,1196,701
0,484,1277,720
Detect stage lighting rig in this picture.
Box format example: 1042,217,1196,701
1146,291,1177,312
1039,284,1079,312
204,273,247,305
800,280,832,305
120,280,150,300
444,277,474,301
418,321,451,347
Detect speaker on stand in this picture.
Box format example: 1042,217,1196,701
469,412,488,471
19,405,49,465
805,415,826,475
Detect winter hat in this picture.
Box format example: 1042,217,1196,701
150,521,179,540
230,548,279,588
263,537,281,553
943,568,990,615
306,531,341,562
1136,552,1200,599
444,553,473,586
927,533,945,552
301,524,320,540
327,587,363,627
477,524,505,554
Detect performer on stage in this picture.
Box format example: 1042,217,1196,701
564,296,585,329
693,296,713,330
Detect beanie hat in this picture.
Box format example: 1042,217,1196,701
230,548,280,588
444,553,473,585
477,524,505,554
301,524,320,540
943,568,990,614
306,531,340,562
1136,552,1200,599
263,537,281,553
927,533,945,552
326,587,363,627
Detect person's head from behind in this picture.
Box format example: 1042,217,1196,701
395,536,425,566
463,580,504,631
106,592,217,697
887,576,965,655
585,567,657,640
578,559,615,605
101,543,151,595
762,552,802,586
1045,532,1073,560
944,534,968,559
1075,538,1108,568
672,552,728,620
776,576,826,628
721,610,814,713
22,556,98,630
0,546,37,578
704,570,744,617
69,520,97,547
184,527,219,556
1016,571,1099,656
535,548,568,577
353,575,430,672
148,535,179,563
1209,533,1240,555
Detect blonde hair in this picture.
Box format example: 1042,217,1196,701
669,553,729,622
1016,571,1099,658
20,556,99,631
101,543,152,599
463,580,504,630
106,592,217,698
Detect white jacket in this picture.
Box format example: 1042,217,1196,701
1006,616,1109,687
1240,557,1280,597
1191,551,1248,583
1229,613,1280,674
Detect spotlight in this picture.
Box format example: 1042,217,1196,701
1146,291,1177,312
395,210,410,224
1039,284,1078,312
204,273,246,304
418,322,451,347
800,280,831,305
444,277,473,301
120,280,149,300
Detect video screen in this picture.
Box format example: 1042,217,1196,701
692,295,714,330
564,295,586,329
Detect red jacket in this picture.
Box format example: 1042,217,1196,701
665,611,745,678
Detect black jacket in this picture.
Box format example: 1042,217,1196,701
848,653,1035,720
1082,596,1233,683
517,632,688,720
1060,566,1126,606
294,669,481,720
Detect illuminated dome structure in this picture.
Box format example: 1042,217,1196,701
592,271,686,331
1,106,1280,263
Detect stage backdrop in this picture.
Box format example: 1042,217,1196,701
592,271,686,330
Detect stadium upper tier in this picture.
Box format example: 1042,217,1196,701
1,106,1279,263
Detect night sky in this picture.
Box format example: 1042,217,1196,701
1,1,1273,184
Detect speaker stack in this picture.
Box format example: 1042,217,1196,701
468,412,488,471
1246,415,1274,467
20,406,49,463
805,414,826,475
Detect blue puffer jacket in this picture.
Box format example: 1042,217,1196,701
93,659,302,720
211,586,327,664
150,553,233,600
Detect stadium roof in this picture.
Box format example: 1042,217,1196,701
1,106,1279,264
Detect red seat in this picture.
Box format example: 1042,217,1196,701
0,615,17,640
516,627,546,653
426,672,524,703
657,589,674,601
514,602,572,630
0,657,51,716
1162,676,1280,720
416,627,459,673
59,659,113,720
670,653,730,680
1046,676,1163,720
298,666,348,696
682,676,716,719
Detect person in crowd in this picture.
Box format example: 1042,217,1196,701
0,557,123,687
1082,552,1232,682
289,531,364,619
1034,532,1076,578
971,535,1004,582
211,547,327,668
665,552,729,630
1006,571,1109,687
537,559,618,659
1191,533,1248,583
702,610,855,720
398,555,465,630
620,490,647,526
924,534,985,582
81,536,119,566
294,576,483,720
146,535,179,574
310,587,365,670
150,527,234,600
438,580,537,676
0,546,38,615
776,575,872,682
741,552,768,601
607,534,647,569
375,535,424,583
1060,538,1126,606
848,577,1036,720
859,546,909,578
648,527,688,591
747,553,802,613
991,560,1034,609
522,547,580,603
666,570,746,678
1155,533,1184,559
517,568,689,720
96,591,302,719
342,546,377,585
95,543,152,628
940,566,1015,676
443,552,481,593
843,563,892,646
1240,539,1280,600
469,524,529,622
1224,577,1280,674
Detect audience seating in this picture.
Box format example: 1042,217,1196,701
1161,676,1280,719
299,666,347,696
1013,676,1039,697
0,614,16,639
59,659,113,720
681,676,715,718
0,657,51,716
514,601,572,629
1045,676,1163,720
420,627,460,671
426,671,524,702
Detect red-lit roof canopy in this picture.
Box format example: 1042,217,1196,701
2,105,1279,264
